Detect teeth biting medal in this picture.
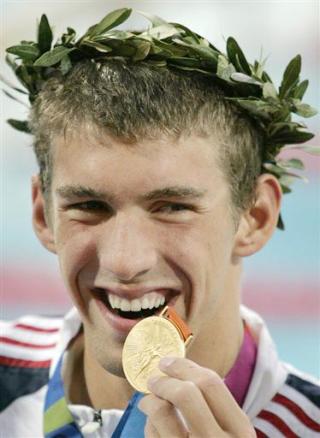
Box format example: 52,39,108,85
122,306,193,393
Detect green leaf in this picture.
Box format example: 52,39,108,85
280,184,292,194
2,89,28,106
96,40,135,57
263,163,307,181
20,40,35,45
183,36,197,45
137,10,169,27
270,130,314,144
170,64,212,75
284,145,320,155
15,65,34,90
170,22,201,44
226,37,251,75
61,27,76,45
80,39,112,53
88,8,132,37
293,79,308,99
7,118,31,133
173,39,218,66
38,14,53,54
93,30,133,41
6,44,40,61
277,214,285,230
0,73,27,94
252,57,268,79
269,121,305,136
199,38,210,48
150,39,187,57
279,175,301,187
263,162,286,175
146,59,167,68
263,82,278,100
231,72,261,86
217,55,236,81
272,105,291,123
33,46,76,66
168,57,200,68
291,100,318,118
141,23,180,40
132,40,151,61
60,55,72,75
231,99,274,119
261,70,272,83
279,54,301,99
277,158,304,170
301,146,320,155
5,54,18,72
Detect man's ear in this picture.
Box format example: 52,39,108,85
32,175,56,254
232,173,282,257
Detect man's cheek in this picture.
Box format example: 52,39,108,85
57,233,96,285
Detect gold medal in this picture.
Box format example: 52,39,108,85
122,306,193,393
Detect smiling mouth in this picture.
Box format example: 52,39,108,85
93,289,173,320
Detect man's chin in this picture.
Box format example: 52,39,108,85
93,341,127,378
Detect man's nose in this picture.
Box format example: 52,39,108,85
98,212,158,282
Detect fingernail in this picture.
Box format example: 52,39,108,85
159,356,175,369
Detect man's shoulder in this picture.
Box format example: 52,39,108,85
253,366,320,437
0,314,63,412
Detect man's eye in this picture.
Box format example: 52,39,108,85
70,201,110,212
157,203,192,213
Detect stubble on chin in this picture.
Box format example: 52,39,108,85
84,324,127,378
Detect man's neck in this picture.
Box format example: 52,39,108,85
83,342,135,410
63,331,91,407
64,333,135,410
187,302,244,378
182,259,244,379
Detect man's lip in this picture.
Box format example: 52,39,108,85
94,296,145,333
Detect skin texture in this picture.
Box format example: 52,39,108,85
32,127,282,433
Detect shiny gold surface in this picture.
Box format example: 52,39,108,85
122,316,185,393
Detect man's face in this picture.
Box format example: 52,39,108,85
47,129,240,376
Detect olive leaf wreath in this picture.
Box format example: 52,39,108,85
2,8,319,229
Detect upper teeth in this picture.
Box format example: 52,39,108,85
108,291,166,312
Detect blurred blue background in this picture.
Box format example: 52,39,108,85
1,1,319,377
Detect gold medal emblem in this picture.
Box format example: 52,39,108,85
122,306,193,393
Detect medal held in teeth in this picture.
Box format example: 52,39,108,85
122,306,193,393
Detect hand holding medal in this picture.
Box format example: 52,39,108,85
122,307,255,437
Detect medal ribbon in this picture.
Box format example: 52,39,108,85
43,355,82,438
43,354,146,437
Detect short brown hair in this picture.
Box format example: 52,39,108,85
29,58,264,222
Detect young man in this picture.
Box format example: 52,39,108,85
1,8,319,438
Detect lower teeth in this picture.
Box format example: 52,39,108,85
116,307,161,319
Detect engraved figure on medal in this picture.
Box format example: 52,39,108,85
122,316,185,393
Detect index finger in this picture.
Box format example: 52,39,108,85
158,357,254,435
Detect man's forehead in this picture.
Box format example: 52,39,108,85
51,129,224,202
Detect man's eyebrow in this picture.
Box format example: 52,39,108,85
56,185,206,202
141,186,207,201
56,185,109,200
